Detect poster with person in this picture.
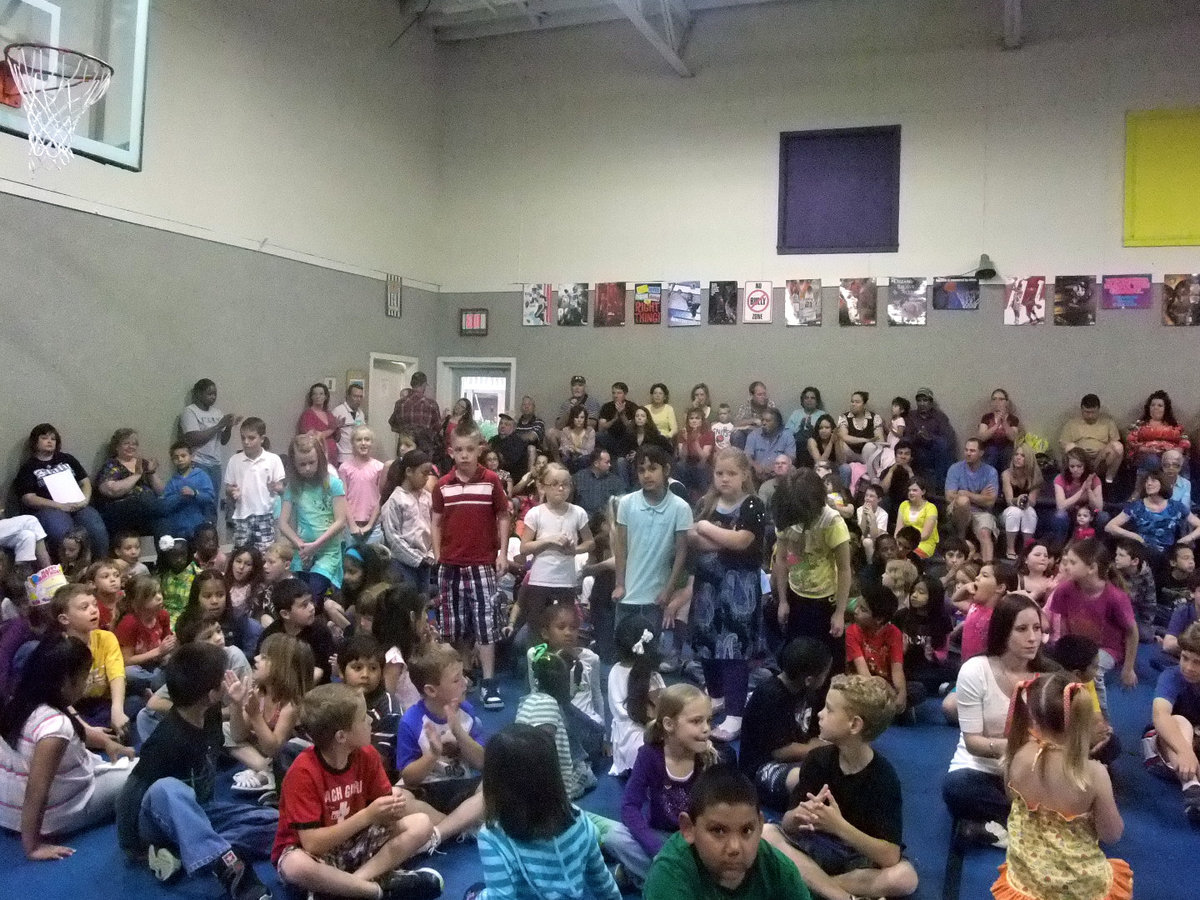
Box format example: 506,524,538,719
1004,276,1045,325
839,277,877,325
785,279,822,326
887,277,928,325
1053,275,1097,326
522,283,550,325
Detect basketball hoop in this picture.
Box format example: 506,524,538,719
4,43,113,171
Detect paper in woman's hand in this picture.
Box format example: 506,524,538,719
43,469,85,503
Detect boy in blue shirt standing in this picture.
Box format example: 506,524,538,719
613,444,693,630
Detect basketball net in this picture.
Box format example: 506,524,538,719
4,43,113,172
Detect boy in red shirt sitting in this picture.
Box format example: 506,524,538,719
273,683,443,899
845,584,907,714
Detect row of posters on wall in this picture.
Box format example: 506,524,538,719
521,274,1200,328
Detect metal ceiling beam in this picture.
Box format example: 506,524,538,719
611,0,692,76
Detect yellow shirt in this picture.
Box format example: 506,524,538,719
648,404,678,438
898,499,940,557
779,506,851,599
84,628,125,699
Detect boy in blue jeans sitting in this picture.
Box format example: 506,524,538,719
116,642,277,900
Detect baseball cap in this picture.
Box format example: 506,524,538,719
915,387,935,401
570,375,586,385
26,565,68,606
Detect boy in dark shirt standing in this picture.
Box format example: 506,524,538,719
117,643,277,900
763,674,918,900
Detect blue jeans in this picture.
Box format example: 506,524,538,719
139,777,277,874
391,559,433,596
942,767,1008,823
125,664,166,694
603,823,669,883
36,505,108,560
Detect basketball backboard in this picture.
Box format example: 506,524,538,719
0,0,148,170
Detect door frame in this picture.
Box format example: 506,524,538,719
435,356,518,416
367,352,419,420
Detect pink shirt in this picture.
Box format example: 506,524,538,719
1045,579,1136,665
338,456,385,524
961,603,993,661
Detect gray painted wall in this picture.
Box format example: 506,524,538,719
434,285,1200,450
1,193,438,491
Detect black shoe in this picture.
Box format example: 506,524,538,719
954,818,1008,848
382,867,444,899
213,849,271,900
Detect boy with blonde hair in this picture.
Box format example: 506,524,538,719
764,674,917,900
274,683,442,899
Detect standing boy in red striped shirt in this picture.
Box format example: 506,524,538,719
432,424,511,710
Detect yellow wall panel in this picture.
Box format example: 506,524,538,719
1125,109,1200,246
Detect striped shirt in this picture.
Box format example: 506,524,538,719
0,706,95,834
514,692,593,800
432,466,509,565
477,807,621,900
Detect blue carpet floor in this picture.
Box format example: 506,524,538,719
2,646,1195,899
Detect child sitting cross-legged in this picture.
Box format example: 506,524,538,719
114,574,176,692
228,632,314,794
525,600,605,758
258,577,338,684
607,614,665,777
116,642,279,900
1145,621,1200,825
395,643,487,847
603,683,719,890
845,584,907,715
992,671,1130,900
463,723,622,900
739,637,832,812
338,633,402,780
764,674,918,900
52,582,132,739
1046,634,1119,765
643,765,815,900
273,682,444,900
516,645,599,799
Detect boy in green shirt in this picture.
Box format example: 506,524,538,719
643,766,812,900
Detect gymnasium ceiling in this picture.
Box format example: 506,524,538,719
397,0,1025,77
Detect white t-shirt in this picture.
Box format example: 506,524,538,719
180,404,225,467
223,450,286,519
0,706,95,834
332,401,366,460
608,662,665,775
947,655,1012,777
524,503,589,587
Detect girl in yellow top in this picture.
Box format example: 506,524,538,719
51,583,128,737
769,469,850,710
896,476,939,558
646,383,678,439
992,671,1131,900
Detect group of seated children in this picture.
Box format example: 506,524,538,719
7,409,1200,900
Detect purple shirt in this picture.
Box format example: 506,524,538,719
1045,580,1137,665
620,743,700,857
0,616,35,699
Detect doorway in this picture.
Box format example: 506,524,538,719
436,357,518,432
368,352,419,436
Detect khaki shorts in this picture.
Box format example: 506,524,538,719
970,511,998,537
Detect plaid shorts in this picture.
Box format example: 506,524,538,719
277,823,395,883
437,564,500,645
232,514,276,552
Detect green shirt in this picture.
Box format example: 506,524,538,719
643,831,813,900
